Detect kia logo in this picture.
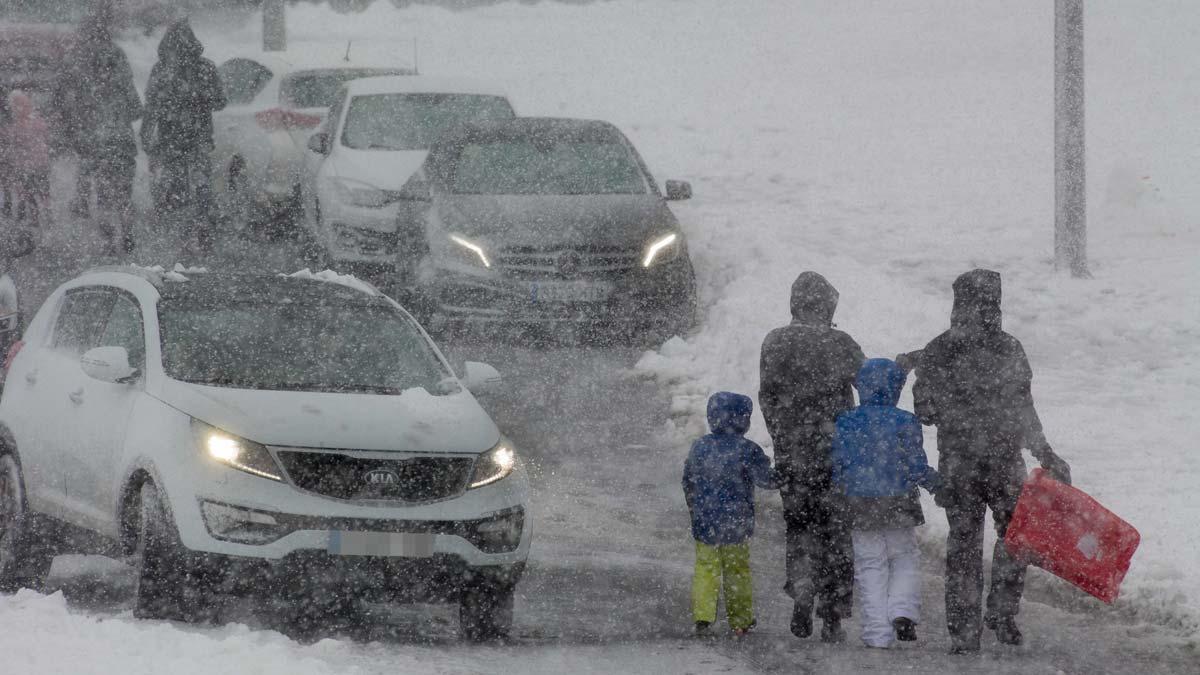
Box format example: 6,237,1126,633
364,469,400,486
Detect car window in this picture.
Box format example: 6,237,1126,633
279,68,409,109
449,139,649,196
98,294,146,368
158,299,451,395
218,58,274,106
324,86,349,135
52,291,116,357
340,94,514,151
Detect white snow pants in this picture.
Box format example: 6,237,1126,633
852,528,921,648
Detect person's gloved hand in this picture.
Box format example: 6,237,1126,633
933,485,950,509
1037,447,1072,485
894,350,922,373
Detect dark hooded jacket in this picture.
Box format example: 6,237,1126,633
832,359,939,529
912,269,1048,459
49,12,141,157
141,20,226,156
682,392,780,546
759,272,865,475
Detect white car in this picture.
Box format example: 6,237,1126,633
0,266,529,639
300,76,515,280
211,50,414,230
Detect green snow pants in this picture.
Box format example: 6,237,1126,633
692,541,754,630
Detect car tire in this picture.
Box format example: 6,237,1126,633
459,579,514,642
0,453,54,593
131,482,218,623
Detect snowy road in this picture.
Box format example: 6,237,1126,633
3,0,1199,672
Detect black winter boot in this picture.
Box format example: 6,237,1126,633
986,615,1023,646
820,617,846,643
790,601,813,638
893,617,917,642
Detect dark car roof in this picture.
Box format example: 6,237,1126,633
432,117,626,148
154,272,386,308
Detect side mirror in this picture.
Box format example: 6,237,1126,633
665,180,692,201
395,178,432,202
81,346,138,384
461,361,501,395
307,131,330,155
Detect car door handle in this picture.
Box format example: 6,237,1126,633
68,388,84,405
24,370,37,384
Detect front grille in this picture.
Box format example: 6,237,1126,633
496,245,640,280
275,450,474,503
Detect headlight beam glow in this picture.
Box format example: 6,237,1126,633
450,235,492,268
642,233,678,268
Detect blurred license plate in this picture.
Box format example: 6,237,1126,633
530,281,612,303
327,531,434,557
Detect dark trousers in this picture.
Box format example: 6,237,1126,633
94,154,136,252
940,451,1027,642
780,476,853,620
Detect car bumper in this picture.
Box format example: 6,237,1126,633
422,257,697,330
166,455,531,570
321,200,402,265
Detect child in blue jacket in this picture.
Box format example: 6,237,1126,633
683,391,781,636
832,359,940,649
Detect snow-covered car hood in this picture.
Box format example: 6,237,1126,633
332,148,429,192
156,378,500,454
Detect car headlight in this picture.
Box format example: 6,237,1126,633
642,233,680,267
449,234,492,268
469,442,516,489
192,420,284,481
331,177,399,208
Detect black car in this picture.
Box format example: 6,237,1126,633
389,117,697,340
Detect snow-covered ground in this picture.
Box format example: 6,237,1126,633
2,1,1197,672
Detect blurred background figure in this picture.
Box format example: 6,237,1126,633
141,19,226,253
2,90,51,227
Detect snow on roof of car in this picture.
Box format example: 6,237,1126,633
343,75,508,98
283,268,380,296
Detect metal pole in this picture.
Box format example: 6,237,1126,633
1054,0,1089,277
263,0,286,52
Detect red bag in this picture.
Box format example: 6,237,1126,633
1004,469,1140,603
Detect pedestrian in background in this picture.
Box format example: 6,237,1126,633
141,19,226,252
759,271,864,642
831,358,940,649
2,91,52,226
683,392,780,637
907,269,1071,654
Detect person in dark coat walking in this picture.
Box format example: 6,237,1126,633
906,269,1071,654
141,19,225,250
683,392,781,637
759,271,865,642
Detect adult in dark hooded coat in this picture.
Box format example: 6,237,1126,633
759,272,864,642
141,19,225,247
909,269,1071,654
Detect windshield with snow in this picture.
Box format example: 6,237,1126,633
448,140,649,196
340,93,514,151
158,300,450,395
280,68,408,109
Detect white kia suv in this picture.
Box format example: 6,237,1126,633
0,265,529,639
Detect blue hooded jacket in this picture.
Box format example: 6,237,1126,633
682,392,780,545
832,359,940,529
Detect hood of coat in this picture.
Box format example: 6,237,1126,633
707,391,753,435
855,358,907,407
158,20,202,62
951,268,1002,335
790,271,839,325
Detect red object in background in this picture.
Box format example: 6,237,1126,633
255,108,323,132
1005,468,1140,604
